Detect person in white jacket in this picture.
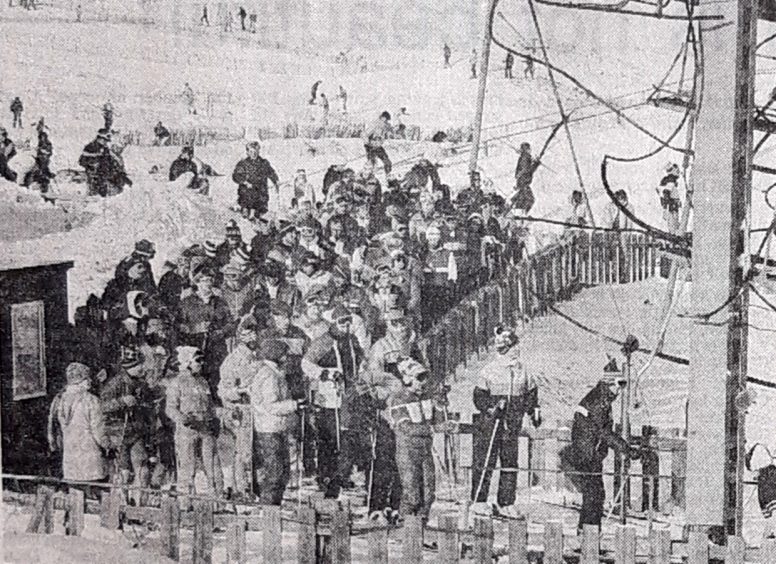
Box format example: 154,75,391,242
363,111,394,175
249,339,307,504
48,363,109,486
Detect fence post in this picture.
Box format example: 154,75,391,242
615,524,636,564
160,494,180,561
331,508,351,563
100,486,122,530
226,518,247,564
439,513,459,564
26,485,54,534
763,537,776,564
367,523,389,564
544,520,563,564
649,528,670,564
263,505,283,563
473,516,494,563
671,442,686,509
581,524,599,564
66,489,85,536
403,514,424,564
687,531,708,564
297,506,317,564
725,535,745,564
529,437,545,488
192,499,214,564
508,517,528,564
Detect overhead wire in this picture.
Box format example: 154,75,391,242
533,0,724,20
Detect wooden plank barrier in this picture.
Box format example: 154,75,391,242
297,506,317,564
160,494,180,561
192,500,214,564
65,488,85,536
263,504,283,563
226,519,247,564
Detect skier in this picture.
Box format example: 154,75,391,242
0,127,18,182
363,111,394,176
10,96,22,128
470,48,478,79
505,52,514,79
524,53,535,79
658,162,682,233
238,6,246,31
100,347,153,492
604,189,635,230
563,358,636,531
79,129,124,197
200,4,209,26
169,146,198,182
249,339,308,505
166,346,223,500
470,327,541,517
421,224,458,328
337,85,348,113
224,10,233,32
231,140,280,220
219,318,262,500
387,357,455,521
48,363,109,485
153,121,171,146
513,142,540,214
22,131,55,193
309,80,322,105
301,305,366,498
182,82,196,115
395,107,409,139
443,43,451,68
102,100,114,131
318,93,330,126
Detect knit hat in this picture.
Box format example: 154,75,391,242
300,252,320,267
121,347,144,369
494,326,518,352
270,299,292,317
134,239,156,258
246,141,260,151
277,219,297,238
66,362,91,385
233,245,252,266
297,215,318,231
425,224,442,237
203,240,219,256
260,339,290,362
384,307,406,322
226,219,241,238
221,262,243,276
331,304,351,323
191,265,215,283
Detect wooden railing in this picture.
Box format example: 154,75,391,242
12,481,773,563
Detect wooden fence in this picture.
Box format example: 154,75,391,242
16,482,774,563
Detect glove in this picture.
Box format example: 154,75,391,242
532,407,543,428
297,398,309,411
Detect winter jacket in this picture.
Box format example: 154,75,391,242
515,152,538,189
165,369,217,433
221,281,254,320
231,156,279,195
169,157,198,182
362,331,426,403
49,385,108,481
99,369,153,441
301,329,364,420
10,98,23,113
177,294,234,351
569,381,629,470
473,355,538,430
249,360,298,433
258,324,310,399
363,119,393,148
158,269,186,313
218,343,261,404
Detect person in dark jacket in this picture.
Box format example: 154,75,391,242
22,131,55,192
153,121,171,146
114,239,158,296
564,359,635,531
158,259,187,315
238,6,247,30
232,141,279,220
169,146,198,182
10,97,23,128
505,52,514,79
79,129,131,196
513,142,539,213
0,127,18,182
470,327,541,517
302,305,366,498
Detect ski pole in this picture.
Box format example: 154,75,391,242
473,411,502,503
298,401,306,506
366,424,377,513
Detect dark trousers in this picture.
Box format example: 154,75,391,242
395,432,435,518
471,415,520,506
366,419,402,513
505,68,513,79
12,112,22,128
578,471,605,529
316,408,364,498
253,432,289,505
364,145,392,174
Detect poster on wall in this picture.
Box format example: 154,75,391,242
11,301,46,401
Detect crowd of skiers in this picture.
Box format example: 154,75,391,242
47,138,557,524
